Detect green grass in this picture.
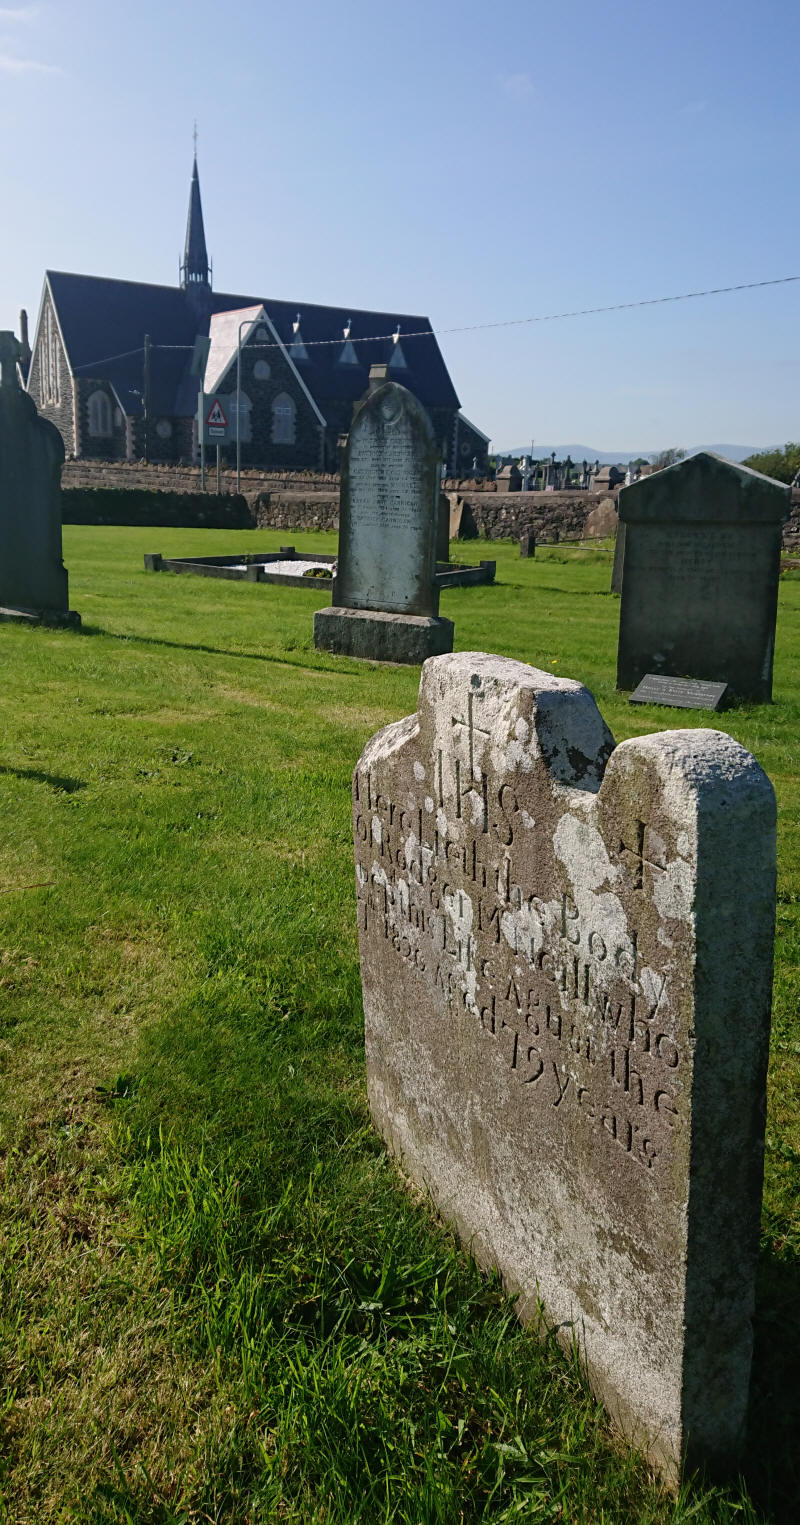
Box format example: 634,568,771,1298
0,525,798,1523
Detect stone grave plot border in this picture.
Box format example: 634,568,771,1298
144,548,495,592
353,651,776,1485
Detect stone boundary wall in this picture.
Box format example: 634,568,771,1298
61,459,339,498
58,458,800,546
458,491,614,542
62,487,252,530
254,493,339,532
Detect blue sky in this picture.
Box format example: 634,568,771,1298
1,0,798,451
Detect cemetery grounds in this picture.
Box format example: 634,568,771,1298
0,527,798,1525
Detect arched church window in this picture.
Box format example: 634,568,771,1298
88,390,112,437
41,306,60,404
272,392,296,445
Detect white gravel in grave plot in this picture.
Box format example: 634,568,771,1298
231,559,333,578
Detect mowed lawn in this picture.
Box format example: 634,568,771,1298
1,525,798,1525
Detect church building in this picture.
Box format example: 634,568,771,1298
25,157,489,475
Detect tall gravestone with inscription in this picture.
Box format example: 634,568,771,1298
314,371,453,663
353,651,775,1484
0,330,78,626
616,452,788,701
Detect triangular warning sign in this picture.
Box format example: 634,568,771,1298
206,397,228,427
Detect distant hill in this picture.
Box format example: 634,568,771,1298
496,443,775,466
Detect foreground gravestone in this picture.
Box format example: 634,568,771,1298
616,452,788,701
354,651,775,1484
0,331,78,625
314,374,453,663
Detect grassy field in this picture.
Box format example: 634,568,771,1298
0,525,798,1524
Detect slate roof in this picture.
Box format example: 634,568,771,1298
43,270,460,421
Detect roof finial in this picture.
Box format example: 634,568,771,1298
193,120,198,158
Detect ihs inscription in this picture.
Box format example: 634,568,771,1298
354,755,683,1175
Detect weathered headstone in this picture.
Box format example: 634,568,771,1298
314,376,453,663
354,651,775,1484
519,531,536,557
0,331,78,625
448,493,478,541
616,452,788,701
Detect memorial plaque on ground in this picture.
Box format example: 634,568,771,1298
314,373,453,663
0,330,78,625
629,674,730,711
616,452,789,701
354,651,775,1483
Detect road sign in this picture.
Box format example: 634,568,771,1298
206,397,228,431
199,392,232,445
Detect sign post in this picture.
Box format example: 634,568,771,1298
199,394,232,495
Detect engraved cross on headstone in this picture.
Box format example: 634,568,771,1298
451,689,492,829
0,332,22,389
451,689,491,781
616,819,666,891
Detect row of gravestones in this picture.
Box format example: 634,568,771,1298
0,335,782,1484
1,330,789,708
314,363,789,710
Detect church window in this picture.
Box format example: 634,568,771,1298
88,390,112,437
272,392,296,444
156,419,173,439
253,360,271,381
41,305,60,404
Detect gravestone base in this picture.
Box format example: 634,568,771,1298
0,603,81,628
314,605,453,664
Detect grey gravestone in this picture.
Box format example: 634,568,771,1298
610,521,626,593
0,331,78,625
616,452,788,701
354,651,775,1484
520,532,536,558
630,674,729,711
315,376,453,663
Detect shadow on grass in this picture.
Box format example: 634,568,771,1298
0,763,86,793
75,623,356,675
743,1243,800,1521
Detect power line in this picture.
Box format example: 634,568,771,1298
65,273,800,373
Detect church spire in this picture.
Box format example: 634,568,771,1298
181,142,210,291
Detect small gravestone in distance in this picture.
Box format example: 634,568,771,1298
616,452,788,701
0,331,78,626
354,651,775,1483
520,531,536,557
314,371,453,663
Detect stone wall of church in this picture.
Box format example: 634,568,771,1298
74,379,128,460
226,335,325,471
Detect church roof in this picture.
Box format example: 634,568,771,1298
42,269,460,420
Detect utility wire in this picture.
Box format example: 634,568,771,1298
66,273,800,374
